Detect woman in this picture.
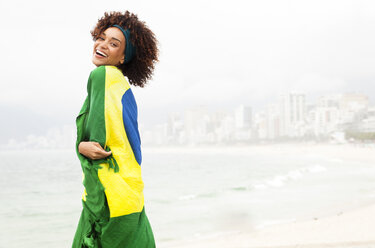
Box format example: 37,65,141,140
72,11,158,248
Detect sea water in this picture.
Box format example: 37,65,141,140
1,146,375,247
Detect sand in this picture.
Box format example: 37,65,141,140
151,143,375,248
162,202,375,248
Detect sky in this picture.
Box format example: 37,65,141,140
0,0,375,141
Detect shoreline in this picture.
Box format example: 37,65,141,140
143,143,375,163
155,143,375,248
162,202,375,248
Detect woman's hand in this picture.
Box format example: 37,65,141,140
78,141,112,160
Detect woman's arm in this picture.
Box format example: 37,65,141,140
79,66,110,160
78,141,111,160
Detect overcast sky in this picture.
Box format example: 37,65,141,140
0,0,375,138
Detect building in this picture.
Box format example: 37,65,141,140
279,93,306,137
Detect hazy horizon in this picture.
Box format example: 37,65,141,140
1,0,375,143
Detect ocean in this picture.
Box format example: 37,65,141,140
1,145,375,247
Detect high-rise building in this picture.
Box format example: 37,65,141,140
265,104,281,139
234,105,252,141
234,104,252,129
184,106,211,144
279,93,306,137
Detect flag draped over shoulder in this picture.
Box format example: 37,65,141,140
72,65,155,248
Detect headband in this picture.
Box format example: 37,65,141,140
112,24,136,64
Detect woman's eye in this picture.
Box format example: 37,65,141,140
111,43,118,47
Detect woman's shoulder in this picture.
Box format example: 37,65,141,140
89,66,129,91
89,65,125,79
103,66,130,89
89,65,106,80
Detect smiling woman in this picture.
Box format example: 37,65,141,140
92,27,126,67
72,11,159,248
90,11,158,87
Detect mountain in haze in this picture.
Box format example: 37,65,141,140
0,105,70,145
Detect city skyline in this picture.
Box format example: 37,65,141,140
2,91,373,149
142,92,374,146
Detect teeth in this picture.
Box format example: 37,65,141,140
96,49,107,57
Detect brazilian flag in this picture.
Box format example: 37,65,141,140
72,65,155,248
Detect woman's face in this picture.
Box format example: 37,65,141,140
92,27,126,67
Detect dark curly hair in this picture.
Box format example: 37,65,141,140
91,11,159,87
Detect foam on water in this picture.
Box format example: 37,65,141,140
248,164,328,190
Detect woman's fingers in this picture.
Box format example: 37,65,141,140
93,142,102,148
94,147,112,159
79,141,112,160
89,143,109,159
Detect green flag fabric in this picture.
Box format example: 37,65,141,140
72,65,155,248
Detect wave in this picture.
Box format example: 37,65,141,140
175,164,328,202
256,164,328,189
236,164,328,191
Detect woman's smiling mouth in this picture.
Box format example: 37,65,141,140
95,49,107,58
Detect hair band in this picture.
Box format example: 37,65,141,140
112,24,136,64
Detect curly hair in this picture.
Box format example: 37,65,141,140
91,11,159,87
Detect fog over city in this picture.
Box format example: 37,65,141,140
1,0,375,147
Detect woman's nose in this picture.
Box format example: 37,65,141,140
98,41,109,50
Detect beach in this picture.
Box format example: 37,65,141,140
147,143,375,248
163,200,375,248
